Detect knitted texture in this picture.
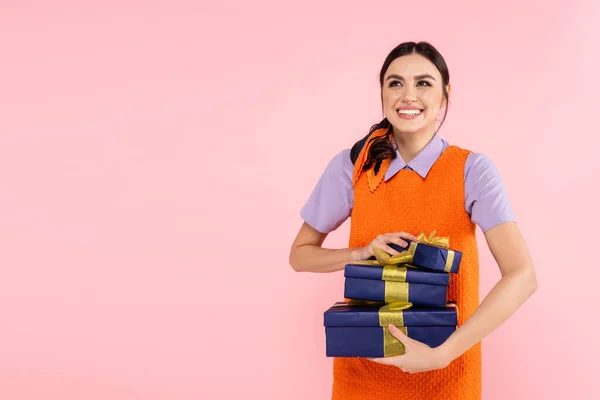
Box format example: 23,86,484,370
332,145,481,400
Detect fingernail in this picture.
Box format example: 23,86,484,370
389,324,397,332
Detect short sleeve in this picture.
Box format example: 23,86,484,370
300,149,354,233
464,153,516,232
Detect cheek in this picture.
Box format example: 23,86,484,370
421,91,443,105
382,91,400,109
422,93,445,113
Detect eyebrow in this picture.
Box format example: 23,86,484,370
386,74,437,82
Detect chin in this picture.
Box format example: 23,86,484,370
390,116,437,135
390,120,426,134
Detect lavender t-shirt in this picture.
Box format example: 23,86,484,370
301,135,515,234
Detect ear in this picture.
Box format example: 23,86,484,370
441,83,451,108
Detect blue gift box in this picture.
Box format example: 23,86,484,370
345,262,450,286
387,240,462,273
324,302,457,357
344,277,447,308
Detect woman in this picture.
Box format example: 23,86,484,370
289,41,538,400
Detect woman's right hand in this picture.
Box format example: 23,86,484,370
351,232,418,262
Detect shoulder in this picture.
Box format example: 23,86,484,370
444,142,475,160
464,152,501,181
462,151,515,231
440,139,494,174
435,139,473,167
300,148,355,233
323,148,353,182
463,150,506,196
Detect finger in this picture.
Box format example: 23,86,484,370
384,235,409,249
374,241,400,256
376,235,397,251
377,236,401,254
388,324,411,345
389,232,418,242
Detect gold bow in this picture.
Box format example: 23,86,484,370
373,230,450,266
416,230,450,248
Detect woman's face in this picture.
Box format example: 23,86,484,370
381,53,447,135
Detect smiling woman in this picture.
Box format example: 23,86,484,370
350,44,452,180
289,41,537,400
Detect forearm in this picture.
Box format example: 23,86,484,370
438,268,538,363
289,244,361,273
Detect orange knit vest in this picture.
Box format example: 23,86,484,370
332,145,481,400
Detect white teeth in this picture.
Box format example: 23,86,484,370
397,109,422,115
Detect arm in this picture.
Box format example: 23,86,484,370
437,221,538,364
288,222,361,273
370,222,537,372
290,149,359,273
288,222,416,273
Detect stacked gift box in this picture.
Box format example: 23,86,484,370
324,232,462,357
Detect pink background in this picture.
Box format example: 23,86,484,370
1,1,598,399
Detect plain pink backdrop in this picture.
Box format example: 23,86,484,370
1,1,598,399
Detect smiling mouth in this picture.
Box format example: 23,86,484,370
396,109,423,115
396,108,424,118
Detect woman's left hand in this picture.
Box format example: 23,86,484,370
368,324,452,373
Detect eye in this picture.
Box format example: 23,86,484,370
417,80,432,87
388,80,402,88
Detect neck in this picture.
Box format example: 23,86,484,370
392,127,436,164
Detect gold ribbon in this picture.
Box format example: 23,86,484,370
382,265,407,282
378,302,410,327
416,230,450,248
384,281,409,303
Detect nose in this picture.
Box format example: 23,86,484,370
402,86,417,103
